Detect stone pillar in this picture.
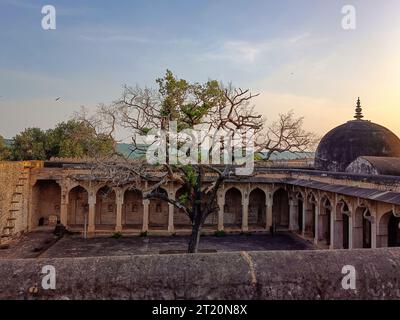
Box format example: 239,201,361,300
289,199,299,231
167,190,175,233
142,199,150,232
242,195,249,232
314,202,320,245
330,205,336,250
115,190,123,232
371,217,377,249
302,201,307,235
266,193,273,231
60,187,68,227
218,193,224,231
367,209,377,249
348,211,354,249
303,201,313,237
88,194,96,233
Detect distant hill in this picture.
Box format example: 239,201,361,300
2,139,315,161
260,151,315,160
116,143,147,159
116,143,314,161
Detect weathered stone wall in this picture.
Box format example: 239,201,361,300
1,248,400,300
0,162,28,240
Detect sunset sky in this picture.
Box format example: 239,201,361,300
1,0,400,141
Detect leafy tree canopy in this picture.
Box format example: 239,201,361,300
0,135,10,160
8,120,115,161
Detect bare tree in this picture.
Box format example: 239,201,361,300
74,70,316,253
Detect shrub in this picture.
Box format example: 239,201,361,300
214,230,226,237
111,232,123,239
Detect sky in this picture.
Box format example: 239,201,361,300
1,0,400,140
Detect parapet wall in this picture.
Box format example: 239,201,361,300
1,248,400,300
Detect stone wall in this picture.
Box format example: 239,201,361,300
1,248,400,300
0,162,28,240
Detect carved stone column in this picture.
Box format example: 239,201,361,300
266,192,273,231
218,192,225,231
314,201,320,245
142,199,150,232
289,198,299,231
242,194,249,232
60,186,69,227
115,189,124,232
88,192,96,233
168,190,175,233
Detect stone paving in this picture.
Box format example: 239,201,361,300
0,230,59,259
0,230,314,259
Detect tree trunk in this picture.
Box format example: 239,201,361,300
188,220,202,253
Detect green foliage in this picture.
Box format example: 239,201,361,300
183,165,197,187
8,120,115,161
178,193,189,206
10,128,48,160
46,120,114,158
111,232,123,239
0,135,10,160
214,230,226,237
254,152,265,161
156,70,225,130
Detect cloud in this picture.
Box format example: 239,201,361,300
2,0,37,9
202,41,262,63
3,0,91,16
199,33,316,64
79,34,151,44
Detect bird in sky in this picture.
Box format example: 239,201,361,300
55,97,61,102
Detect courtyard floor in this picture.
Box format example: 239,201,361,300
0,230,315,259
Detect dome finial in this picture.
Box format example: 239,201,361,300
354,97,364,120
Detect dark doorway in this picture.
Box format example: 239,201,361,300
297,199,303,232
343,214,349,249
272,189,289,230
363,217,372,248
388,215,400,247
38,217,45,226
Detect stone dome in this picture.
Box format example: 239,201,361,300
314,99,400,172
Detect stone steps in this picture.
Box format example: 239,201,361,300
0,168,29,244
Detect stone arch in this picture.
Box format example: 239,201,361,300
95,186,116,230
123,189,143,229
272,188,289,231
31,180,61,228
353,206,372,248
248,188,266,227
304,191,317,237
67,185,89,228
224,187,242,228
174,187,191,229
318,196,332,246
333,200,351,249
377,211,400,247
149,187,169,230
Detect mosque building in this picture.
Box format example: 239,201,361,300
1,98,400,250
